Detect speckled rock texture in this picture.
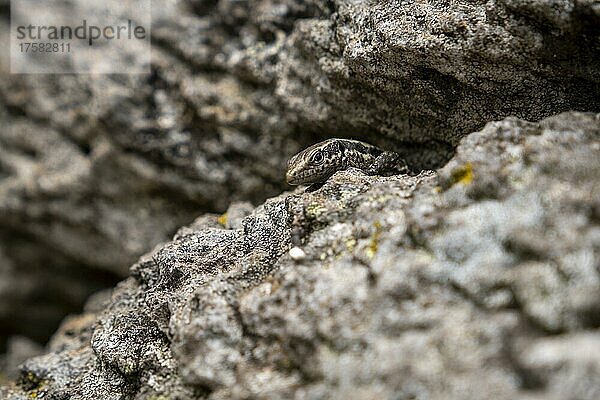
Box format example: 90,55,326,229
1,0,599,344
1,112,598,399
0,0,600,347
1,0,600,393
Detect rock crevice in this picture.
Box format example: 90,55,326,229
1,112,598,399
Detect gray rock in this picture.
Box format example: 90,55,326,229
2,112,598,399
517,332,600,400
0,336,42,380
1,0,598,347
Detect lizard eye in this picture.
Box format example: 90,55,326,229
310,151,324,164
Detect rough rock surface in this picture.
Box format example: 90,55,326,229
1,0,600,391
1,112,598,399
1,0,599,345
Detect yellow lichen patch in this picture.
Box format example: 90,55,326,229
345,237,357,251
19,370,49,399
26,379,48,399
451,162,474,186
21,372,46,391
366,220,382,259
217,213,228,226
29,391,46,399
306,202,327,219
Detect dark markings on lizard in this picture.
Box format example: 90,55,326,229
286,138,408,185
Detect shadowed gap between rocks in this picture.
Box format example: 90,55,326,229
0,229,123,350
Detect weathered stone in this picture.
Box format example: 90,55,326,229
1,0,598,347
1,112,597,399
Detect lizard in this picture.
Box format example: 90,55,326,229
286,138,408,186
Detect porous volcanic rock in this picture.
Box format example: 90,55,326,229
1,0,598,345
1,112,598,399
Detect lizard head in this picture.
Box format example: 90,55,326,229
286,139,343,185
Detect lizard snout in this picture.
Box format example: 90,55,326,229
286,169,300,185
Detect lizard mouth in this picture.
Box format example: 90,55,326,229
286,170,300,185
286,172,304,185
286,169,321,185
